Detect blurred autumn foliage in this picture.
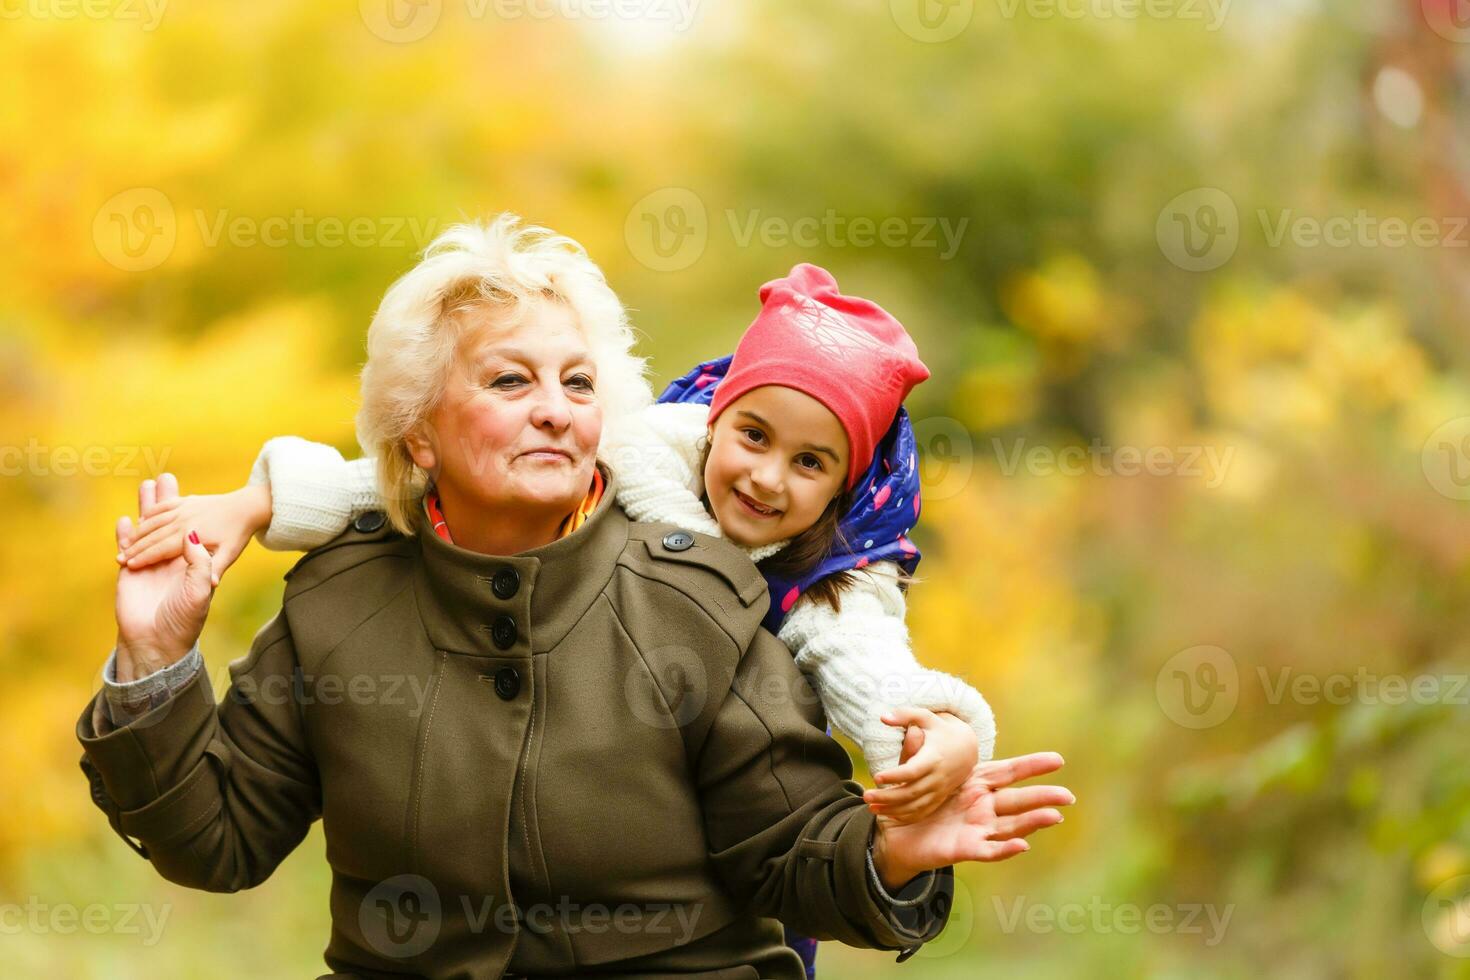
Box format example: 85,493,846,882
4,0,1470,976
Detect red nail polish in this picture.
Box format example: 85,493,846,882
188,531,200,545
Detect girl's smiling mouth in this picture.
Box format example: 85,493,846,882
733,488,781,518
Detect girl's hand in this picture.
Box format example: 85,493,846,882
869,752,1073,892
864,707,981,823
117,482,271,586
114,475,217,681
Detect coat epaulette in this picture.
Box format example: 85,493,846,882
282,510,413,598
620,523,771,638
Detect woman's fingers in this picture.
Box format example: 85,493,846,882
899,724,925,764
969,837,1030,862
989,808,1064,841
154,472,179,507
875,795,945,823
979,751,1066,790
115,516,133,554
181,529,216,602
992,784,1076,816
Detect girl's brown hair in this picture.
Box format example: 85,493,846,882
697,439,868,613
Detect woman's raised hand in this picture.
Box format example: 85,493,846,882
117,482,271,585
870,752,1074,892
113,474,217,682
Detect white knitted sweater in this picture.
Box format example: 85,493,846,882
248,405,996,771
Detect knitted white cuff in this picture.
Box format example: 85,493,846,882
856,669,997,773
248,436,381,551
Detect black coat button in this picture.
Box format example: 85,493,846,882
492,666,520,700
490,615,517,650
662,530,694,552
491,567,520,600
353,511,387,533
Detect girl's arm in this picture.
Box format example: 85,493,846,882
778,561,997,808
602,402,722,537
245,436,380,550
119,437,381,574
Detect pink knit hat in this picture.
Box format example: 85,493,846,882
708,263,930,489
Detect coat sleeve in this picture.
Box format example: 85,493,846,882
248,436,381,551
778,561,997,772
694,625,953,955
75,611,322,892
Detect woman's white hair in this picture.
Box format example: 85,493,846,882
356,213,650,535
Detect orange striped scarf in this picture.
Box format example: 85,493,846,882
424,469,605,545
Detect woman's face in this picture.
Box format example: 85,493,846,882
409,300,602,529
703,385,849,548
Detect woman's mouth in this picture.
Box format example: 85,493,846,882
733,488,781,519
518,448,573,463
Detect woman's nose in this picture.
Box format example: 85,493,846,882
529,383,573,431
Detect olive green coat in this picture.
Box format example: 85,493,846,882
76,473,950,979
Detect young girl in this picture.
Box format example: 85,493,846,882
119,263,996,975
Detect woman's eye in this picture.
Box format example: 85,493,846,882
489,374,526,389
565,374,595,391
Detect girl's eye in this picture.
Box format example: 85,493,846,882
796,453,823,472
489,373,526,389
740,427,766,445
564,374,595,392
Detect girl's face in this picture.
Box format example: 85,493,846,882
703,385,849,548
408,300,603,527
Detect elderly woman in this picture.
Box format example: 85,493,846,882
76,216,1072,979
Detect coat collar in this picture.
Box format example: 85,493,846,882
411,468,629,657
